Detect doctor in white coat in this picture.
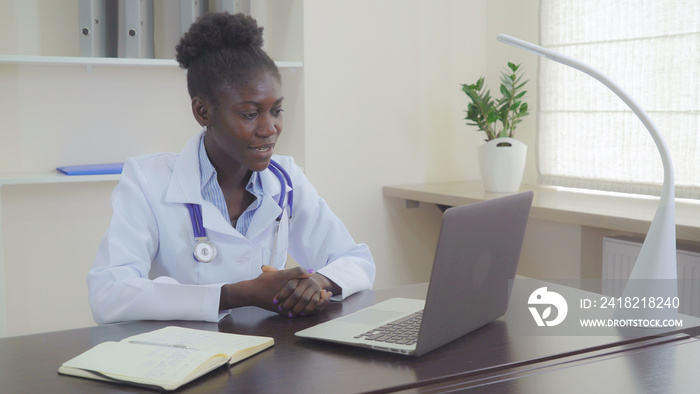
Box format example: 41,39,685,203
87,13,375,324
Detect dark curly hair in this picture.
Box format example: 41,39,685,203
175,12,280,103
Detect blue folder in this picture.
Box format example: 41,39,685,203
57,163,124,176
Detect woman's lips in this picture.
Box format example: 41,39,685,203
249,143,275,154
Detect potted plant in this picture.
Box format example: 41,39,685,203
462,62,529,192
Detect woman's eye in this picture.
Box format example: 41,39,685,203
272,108,284,117
242,112,258,120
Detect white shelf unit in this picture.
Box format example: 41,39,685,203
0,54,302,69
0,52,303,186
0,172,120,187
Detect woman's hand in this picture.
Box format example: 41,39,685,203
219,266,312,312
272,270,334,318
219,265,338,317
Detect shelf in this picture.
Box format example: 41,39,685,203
0,54,303,69
383,181,700,242
0,172,120,187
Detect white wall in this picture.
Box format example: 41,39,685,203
483,0,591,282
303,0,544,289
303,0,486,287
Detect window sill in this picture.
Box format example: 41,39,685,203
382,180,700,242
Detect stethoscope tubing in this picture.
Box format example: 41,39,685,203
187,203,206,238
187,159,292,263
269,159,293,219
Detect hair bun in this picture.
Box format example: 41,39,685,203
176,13,264,69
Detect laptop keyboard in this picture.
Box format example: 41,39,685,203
353,310,423,346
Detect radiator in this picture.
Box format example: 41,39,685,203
602,237,700,317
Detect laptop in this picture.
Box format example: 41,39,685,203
295,191,534,356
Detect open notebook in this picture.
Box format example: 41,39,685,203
58,326,273,391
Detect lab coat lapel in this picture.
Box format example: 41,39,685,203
245,168,285,240
165,133,203,205
201,203,240,237
164,132,240,238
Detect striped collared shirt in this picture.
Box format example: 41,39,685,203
198,136,264,236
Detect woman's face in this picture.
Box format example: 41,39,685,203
202,71,284,174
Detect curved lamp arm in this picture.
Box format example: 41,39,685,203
497,34,677,319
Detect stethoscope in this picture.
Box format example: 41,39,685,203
186,159,293,263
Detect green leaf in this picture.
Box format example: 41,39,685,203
487,111,498,124
500,75,510,86
500,84,510,98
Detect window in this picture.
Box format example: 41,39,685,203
538,0,700,199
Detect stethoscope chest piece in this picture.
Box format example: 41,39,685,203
185,159,292,264
193,237,217,263
187,203,218,263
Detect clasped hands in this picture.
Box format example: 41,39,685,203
261,265,333,318
220,265,333,318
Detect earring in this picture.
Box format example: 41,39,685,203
202,125,208,133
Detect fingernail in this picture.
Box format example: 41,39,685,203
288,312,295,318
307,269,314,274
300,312,306,316
273,298,279,305
278,306,283,311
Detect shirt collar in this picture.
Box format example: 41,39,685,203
198,135,264,197
198,135,218,193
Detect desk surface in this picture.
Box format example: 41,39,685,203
418,334,700,393
383,181,700,242
2,283,699,393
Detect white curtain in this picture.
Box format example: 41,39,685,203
538,0,700,199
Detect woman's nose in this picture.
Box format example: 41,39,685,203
257,114,280,136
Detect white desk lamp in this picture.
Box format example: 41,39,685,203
497,34,678,321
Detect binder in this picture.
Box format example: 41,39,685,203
180,0,207,35
78,0,117,57
118,0,154,58
57,163,124,176
214,0,250,15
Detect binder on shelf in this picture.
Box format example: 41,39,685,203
214,0,250,15
57,163,124,176
118,0,154,58
79,0,118,57
180,0,207,35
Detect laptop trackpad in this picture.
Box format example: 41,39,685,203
340,309,403,325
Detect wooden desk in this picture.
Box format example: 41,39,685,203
2,283,699,393
415,334,700,393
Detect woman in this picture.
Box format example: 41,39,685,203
88,13,375,324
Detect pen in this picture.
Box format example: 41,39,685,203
128,340,199,350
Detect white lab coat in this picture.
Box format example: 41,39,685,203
88,133,375,324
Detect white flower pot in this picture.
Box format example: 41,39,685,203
477,137,527,193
